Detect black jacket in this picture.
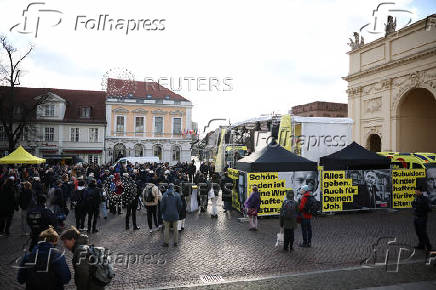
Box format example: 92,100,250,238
412,195,432,217
0,181,17,216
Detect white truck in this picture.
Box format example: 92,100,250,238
277,115,353,162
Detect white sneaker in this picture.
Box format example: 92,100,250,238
149,229,153,233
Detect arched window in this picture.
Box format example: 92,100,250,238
134,144,143,157
172,145,181,162
153,144,162,161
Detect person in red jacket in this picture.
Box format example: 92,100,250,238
298,185,313,247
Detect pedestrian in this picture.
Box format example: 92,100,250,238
17,226,71,289
60,226,106,290
209,181,219,219
412,183,432,251
143,183,161,233
18,181,35,235
100,182,108,220
280,190,298,252
123,173,139,230
221,171,233,213
84,179,101,233
0,176,18,236
298,185,314,248
27,195,58,251
71,180,86,230
178,188,187,230
160,184,182,247
244,186,261,231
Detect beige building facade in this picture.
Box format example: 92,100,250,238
345,14,436,152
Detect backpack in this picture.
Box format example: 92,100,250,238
303,195,318,214
27,208,44,233
145,186,154,203
281,200,297,219
85,188,98,205
79,245,115,287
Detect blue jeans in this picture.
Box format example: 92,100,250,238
301,218,312,245
101,201,107,218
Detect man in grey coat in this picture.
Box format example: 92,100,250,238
280,190,298,252
160,184,182,247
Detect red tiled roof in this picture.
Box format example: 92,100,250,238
0,86,106,123
106,78,190,102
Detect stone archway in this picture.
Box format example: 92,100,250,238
396,87,436,152
367,134,381,152
113,143,126,161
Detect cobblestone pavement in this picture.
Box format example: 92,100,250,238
1,199,435,289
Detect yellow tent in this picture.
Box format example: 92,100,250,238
0,146,46,164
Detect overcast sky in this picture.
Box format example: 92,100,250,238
0,0,434,134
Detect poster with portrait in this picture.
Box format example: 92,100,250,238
425,166,436,205
244,170,320,216
344,170,392,209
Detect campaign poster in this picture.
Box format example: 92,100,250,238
322,171,357,212
392,169,426,208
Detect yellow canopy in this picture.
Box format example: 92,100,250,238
0,146,46,164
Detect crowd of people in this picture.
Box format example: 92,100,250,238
0,158,433,289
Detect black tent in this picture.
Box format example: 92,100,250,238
319,142,391,170
235,143,317,172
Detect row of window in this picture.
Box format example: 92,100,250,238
40,104,91,118
43,127,99,142
115,116,182,135
113,144,181,162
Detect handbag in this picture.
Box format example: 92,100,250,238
275,230,284,247
208,188,215,199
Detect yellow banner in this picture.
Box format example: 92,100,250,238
392,169,426,208
322,171,356,212
227,168,239,180
246,172,290,216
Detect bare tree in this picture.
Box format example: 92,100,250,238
0,35,47,153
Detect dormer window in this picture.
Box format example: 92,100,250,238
43,104,55,117
80,106,91,118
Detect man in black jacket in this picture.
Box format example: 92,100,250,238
84,179,101,233
412,184,432,251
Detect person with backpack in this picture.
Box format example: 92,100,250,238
61,226,114,290
84,179,101,234
18,226,71,290
27,195,58,251
71,180,87,230
298,185,315,248
143,183,162,233
280,190,298,252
